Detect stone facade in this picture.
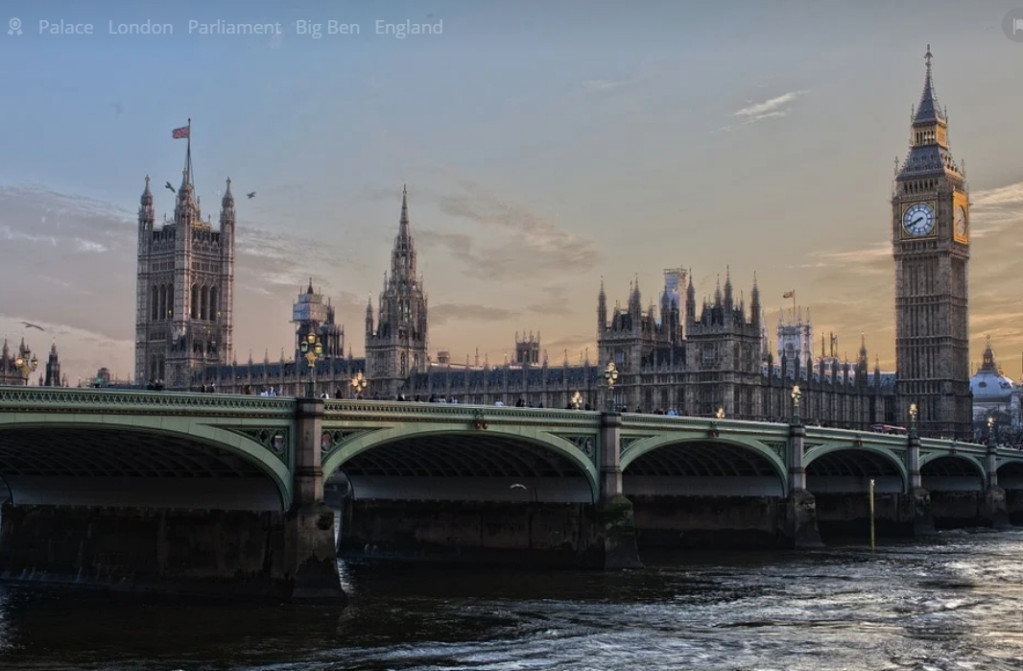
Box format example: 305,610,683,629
134,126,235,389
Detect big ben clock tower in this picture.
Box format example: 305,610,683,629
893,46,971,438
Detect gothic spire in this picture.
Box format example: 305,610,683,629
175,119,200,225
390,185,416,281
400,184,409,229
180,117,194,190
913,45,944,126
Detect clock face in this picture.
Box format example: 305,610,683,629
902,203,935,236
954,205,967,238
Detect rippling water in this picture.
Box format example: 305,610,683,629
1,529,1022,670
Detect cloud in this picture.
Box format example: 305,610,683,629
581,79,626,93
800,243,891,277
543,334,597,361
970,182,1023,208
968,180,1023,235
74,238,108,253
429,303,519,326
734,91,806,123
428,181,599,280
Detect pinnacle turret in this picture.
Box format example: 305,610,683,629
221,177,234,209
141,175,153,207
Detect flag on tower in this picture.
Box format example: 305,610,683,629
172,125,189,139
782,290,795,299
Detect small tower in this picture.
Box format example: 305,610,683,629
44,341,61,387
515,331,541,366
777,307,812,379
293,279,344,362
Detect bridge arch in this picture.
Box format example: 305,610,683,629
920,452,987,491
0,416,291,510
998,457,1023,488
805,443,908,493
621,435,787,497
323,424,599,503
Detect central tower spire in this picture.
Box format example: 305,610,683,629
366,186,429,398
391,184,416,281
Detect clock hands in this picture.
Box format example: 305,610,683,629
911,216,923,227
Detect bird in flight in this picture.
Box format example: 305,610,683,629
247,192,256,199
165,181,176,194
20,321,44,332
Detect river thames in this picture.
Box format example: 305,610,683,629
0,529,1021,670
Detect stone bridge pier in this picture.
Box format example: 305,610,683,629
785,421,822,547
596,412,643,569
288,399,345,600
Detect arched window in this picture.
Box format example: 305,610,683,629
209,286,218,321
191,284,199,319
167,286,174,319
151,285,159,320
158,285,166,320
200,285,208,321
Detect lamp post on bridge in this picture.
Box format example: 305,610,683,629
299,332,323,398
13,344,38,385
351,371,368,400
909,402,918,439
603,361,619,413
987,414,995,446
571,390,582,410
790,384,801,426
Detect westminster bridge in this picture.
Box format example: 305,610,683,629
0,386,1021,601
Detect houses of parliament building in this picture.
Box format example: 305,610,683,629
132,48,984,439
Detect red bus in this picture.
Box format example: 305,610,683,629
870,424,908,435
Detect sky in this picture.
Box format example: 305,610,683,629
0,0,1022,385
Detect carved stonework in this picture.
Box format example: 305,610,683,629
554,434,598,463
228,427,290,462
319,429,369,456
762,440,788,460
620,435,655,453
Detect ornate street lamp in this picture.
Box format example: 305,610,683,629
13,346,38,384
987,414,995,445
603,361,619,412
351,371,368,399
909,402,918,438
571,390,582,410
790,384,801,424
299,332,323,398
